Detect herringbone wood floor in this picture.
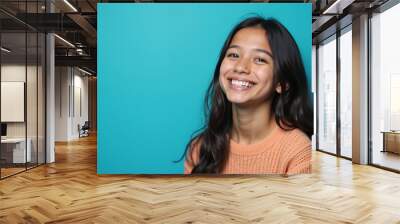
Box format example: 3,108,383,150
1,134,400,224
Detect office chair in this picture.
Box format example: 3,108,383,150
79,121,90,138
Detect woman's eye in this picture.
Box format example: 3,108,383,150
254,57,267,64
227,53,239,58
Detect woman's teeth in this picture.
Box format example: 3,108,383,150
231,79,254,89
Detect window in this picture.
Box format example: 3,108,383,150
317,35,337,155
370,2,400,171
339,27,352,158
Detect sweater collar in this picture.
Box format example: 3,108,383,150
229,124,282,155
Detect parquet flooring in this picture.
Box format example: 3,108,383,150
372,151,400,171
1,134,400,223
1,167,25,178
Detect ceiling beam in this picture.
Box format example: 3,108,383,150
55,55,96,71
67,13,97,39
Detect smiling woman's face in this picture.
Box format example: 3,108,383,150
219,27,276,107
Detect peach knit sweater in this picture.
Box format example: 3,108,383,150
184,126,311,175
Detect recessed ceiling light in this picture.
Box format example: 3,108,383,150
78,67,93,76
54,34,75,48
1,47,11,53
63,0,78,12
322,0,355,15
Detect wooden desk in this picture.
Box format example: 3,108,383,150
381,131,400,154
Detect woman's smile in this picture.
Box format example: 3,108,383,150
229,79,256,91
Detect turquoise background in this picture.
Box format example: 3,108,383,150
98,3,311,174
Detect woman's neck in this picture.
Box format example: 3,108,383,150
231,102,276,145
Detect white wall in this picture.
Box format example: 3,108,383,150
72,73,89,138
1,65,27,140
1,65,39,138
55,66,70,141
55,67,89,141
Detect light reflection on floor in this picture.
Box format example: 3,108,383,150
372,150,400,171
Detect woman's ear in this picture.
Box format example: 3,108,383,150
276,83,289,94
276,84,282,94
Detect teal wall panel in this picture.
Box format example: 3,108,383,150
98,3,311,174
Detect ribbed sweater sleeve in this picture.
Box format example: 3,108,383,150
285,131,312,175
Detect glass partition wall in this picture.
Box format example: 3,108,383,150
0,1,46,179
0,30,27,177
316,0,400,172
370,2,400,171
317,35,337,155
316,26,353,159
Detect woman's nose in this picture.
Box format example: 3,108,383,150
233,58,250,74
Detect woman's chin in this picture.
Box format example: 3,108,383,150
226,96,251,105
227,94,268,108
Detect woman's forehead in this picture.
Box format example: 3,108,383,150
230,28,271,52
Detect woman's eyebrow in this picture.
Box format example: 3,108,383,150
254,48,273,58
227,45,240,50
228,45,273,58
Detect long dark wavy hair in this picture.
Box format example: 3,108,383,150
184,16,313,174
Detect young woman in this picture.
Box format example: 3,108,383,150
184,17,313,175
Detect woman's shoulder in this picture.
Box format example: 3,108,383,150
276,127,311,152
278,126,310,141
279,128,312,175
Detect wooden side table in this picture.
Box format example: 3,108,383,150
381,131,400,154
